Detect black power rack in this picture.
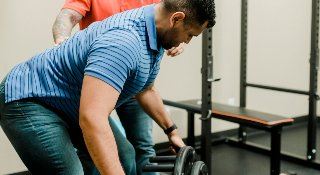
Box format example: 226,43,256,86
198,0,320,173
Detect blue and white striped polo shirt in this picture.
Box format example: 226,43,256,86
5,4,164,121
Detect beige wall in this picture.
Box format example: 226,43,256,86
1,1,66,174
0,0,319,174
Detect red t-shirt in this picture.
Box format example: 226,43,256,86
62,0,160,29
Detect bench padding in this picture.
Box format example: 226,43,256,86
163,99,294,127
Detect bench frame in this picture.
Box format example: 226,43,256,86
163,99,294,175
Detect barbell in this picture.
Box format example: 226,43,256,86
143,146,208,175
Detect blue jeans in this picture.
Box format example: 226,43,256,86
0,78,136,175
117,100,158,175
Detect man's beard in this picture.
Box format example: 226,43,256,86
159,28,179,50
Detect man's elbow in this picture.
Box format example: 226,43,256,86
79,111,104,131
79,104,113,126
79,112,92,131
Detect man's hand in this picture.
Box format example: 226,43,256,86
166,43,185,57
167,130,186,154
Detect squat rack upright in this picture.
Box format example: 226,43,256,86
199,0,319,172
237,0,319,163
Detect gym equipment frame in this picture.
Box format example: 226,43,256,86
238,0,320,169
162,0,320,174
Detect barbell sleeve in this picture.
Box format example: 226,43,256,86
149,156,176,163
142,164,175,172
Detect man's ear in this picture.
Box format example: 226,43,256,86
169,12,186,28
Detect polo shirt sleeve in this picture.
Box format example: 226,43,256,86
62,0,91,17
84,29,140,93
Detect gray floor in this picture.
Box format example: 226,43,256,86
211,122,320,175
211,144,320,175
10,123,320,175
247,122,320,160
161,123,320,175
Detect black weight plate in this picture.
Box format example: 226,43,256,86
190,161,208,175
174,146,195,175
186,148,199,174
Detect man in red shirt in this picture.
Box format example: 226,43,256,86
53,0,184,56
52,0,185,175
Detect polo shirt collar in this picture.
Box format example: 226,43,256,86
144,4,161,52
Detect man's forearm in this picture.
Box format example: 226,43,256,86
136,86,174,130
52,9,83,44
136,86,186,151
80,115,125,175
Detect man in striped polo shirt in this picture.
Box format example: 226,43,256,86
52,1,185,175
0,0,216,174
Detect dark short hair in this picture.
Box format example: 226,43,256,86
163,0,216,28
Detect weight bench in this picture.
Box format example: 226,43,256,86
163,99,294,175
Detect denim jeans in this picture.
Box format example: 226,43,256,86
117,100,158,175
0,78,136,175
